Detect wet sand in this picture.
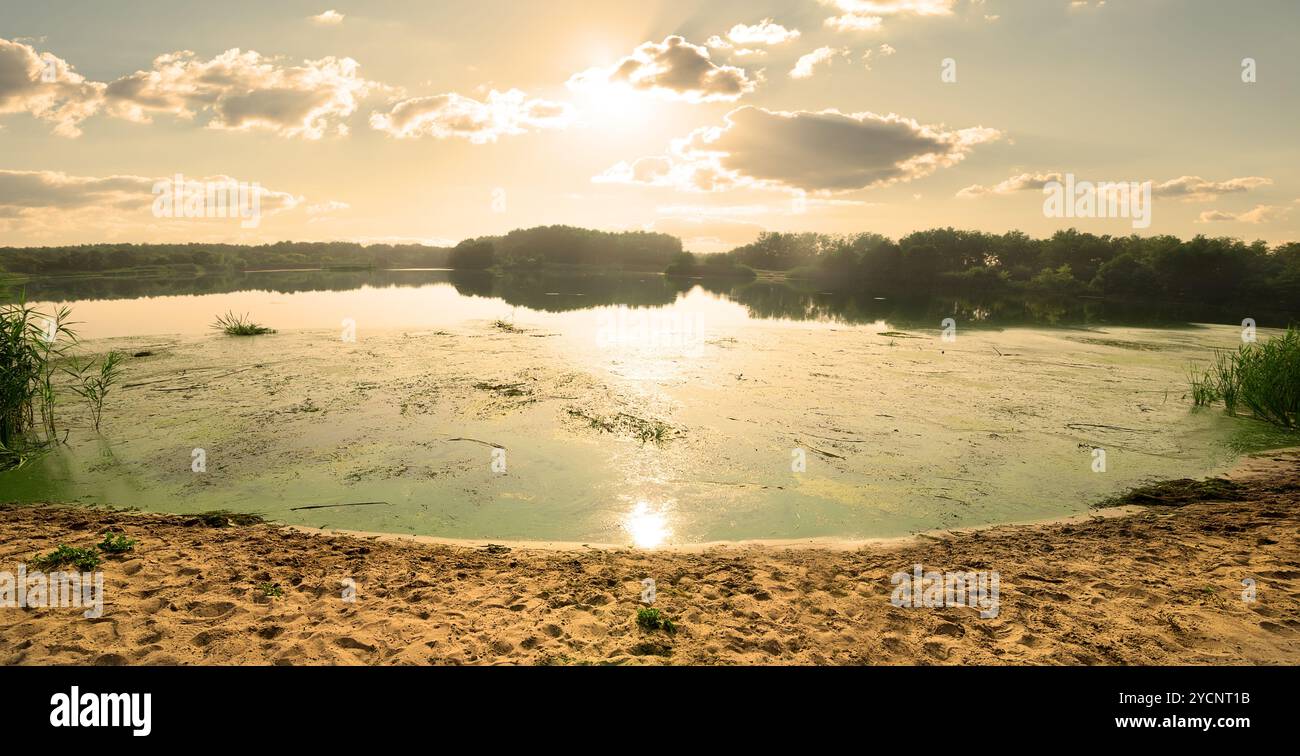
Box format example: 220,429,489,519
2,451,1297,665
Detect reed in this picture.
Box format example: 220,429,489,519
1190,326,1300,429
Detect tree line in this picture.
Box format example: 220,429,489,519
695,228,1300,307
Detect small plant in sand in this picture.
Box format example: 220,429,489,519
258,582,284,597
31,544,102,572
1189,326,1299,429
63,351,126,432
97,531,138,554
212,311,276,336
635,607,676,634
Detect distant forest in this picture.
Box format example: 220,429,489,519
674,228,1300,307
0,226,681,276
3,225,1297,311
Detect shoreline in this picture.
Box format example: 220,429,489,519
283,503,1148,553
2,451,1297,665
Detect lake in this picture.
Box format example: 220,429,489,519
1,269,1284,547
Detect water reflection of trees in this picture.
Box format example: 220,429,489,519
13,269,1275,328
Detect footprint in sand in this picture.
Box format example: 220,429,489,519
187,601,236,619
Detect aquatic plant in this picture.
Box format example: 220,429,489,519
63,350,126,431
0,299,76,469
1190,326,1300,428
212,311,276,336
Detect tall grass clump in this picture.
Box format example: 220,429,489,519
1190,326,1300,429
0,300,76,469
212,311,275,336
64,350,126,431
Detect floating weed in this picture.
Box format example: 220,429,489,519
566,408,675,445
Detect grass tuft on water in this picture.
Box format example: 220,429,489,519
1189,326,1300,429
212,311,276,336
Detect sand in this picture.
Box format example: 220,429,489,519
2,451,1297,666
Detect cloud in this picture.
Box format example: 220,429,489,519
0,169,305,235
309,10,345,25
1152,175,1272,200
597,106,1001,194
956,171,1065,198
821,0,956,31
306,200,350,215
0,38,106,137
726,19,801,45
790,47,849,79
104,48,376,139
958,172,1273,200
647,216,765,250
567,36,757,103
369,89,573,142
1197,205,1289,224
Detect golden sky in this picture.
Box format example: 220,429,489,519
2,0,1297,252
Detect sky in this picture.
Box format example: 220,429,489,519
1,0,1298,253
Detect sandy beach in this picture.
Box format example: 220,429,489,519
2,451,1297,666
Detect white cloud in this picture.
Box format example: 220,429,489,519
1197,205,1289,224
598,106,1001,194
1152,175,1272,200
726,19,801,45
306,200,350,215
647,216,765,250
568,36,757,104
104,48,377,139
0,38,105,137
957,173,1273,200
822,0,956,31
957,171,1065,198
309,10,345,25
790,47,850,79
369,89,573,142
0,169,305,234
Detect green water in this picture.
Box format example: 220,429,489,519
1,270,1285,547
